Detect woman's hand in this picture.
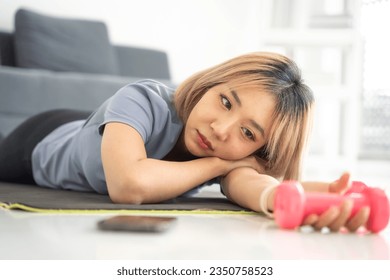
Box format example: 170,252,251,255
302,172,371,232
328,171,351,194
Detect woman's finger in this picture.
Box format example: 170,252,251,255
329,172,351,194
328,200,353,232
313,206,340,230
345,206,370,232
302,214,318,226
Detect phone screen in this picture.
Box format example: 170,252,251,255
97,215,177,232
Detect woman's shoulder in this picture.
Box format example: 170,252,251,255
127,79,175,96
112,79,175,106
109,80,174,107
106,79,180,124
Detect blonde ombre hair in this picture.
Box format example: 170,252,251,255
174,52,314,181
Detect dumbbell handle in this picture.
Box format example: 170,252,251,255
303,192,365,220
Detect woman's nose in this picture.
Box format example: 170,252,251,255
210,118,234,141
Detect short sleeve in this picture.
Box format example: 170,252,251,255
99,83,170,143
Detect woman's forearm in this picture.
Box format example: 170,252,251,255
222,170,337,212
101,123,234,204
301,181,330,192
221,167,280,212
112,157,227,204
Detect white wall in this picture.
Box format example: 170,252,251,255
0,0,264,83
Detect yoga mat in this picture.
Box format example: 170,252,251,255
0,182,253,214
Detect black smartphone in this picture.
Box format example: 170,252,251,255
97,215,177,233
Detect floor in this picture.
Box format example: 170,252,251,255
1,207,389,260
1,160,389,260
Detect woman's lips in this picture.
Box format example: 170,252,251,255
197,131,213,150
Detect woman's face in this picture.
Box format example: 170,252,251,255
184,84,276,160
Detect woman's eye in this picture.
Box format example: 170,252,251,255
220,94,232,110
242,127,255,141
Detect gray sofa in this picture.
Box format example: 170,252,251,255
0,8,173,139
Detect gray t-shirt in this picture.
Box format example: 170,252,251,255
32,80,183,194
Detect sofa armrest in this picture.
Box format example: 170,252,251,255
0,31,15,66
0,66,173,137
114,45,171,80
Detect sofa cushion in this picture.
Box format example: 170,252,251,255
14,9,119,75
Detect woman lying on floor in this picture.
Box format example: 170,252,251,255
0,52,370,232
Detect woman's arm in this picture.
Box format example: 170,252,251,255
222,168,370,232
101,122,261,204
222,168,353,211
301,172,351,194
221,167,279,212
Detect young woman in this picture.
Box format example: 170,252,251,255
0,52,369,232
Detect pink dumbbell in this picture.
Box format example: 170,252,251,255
273,181,390,233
